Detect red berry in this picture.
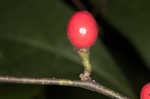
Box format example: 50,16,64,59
141,83,150,99
67,11,98,49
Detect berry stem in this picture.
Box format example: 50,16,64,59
78,48,92,81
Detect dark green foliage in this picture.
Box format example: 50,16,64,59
0,0,149,99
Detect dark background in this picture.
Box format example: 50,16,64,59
0,0,150,99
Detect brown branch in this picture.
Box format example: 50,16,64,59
72,0,87,10
0,76,129,99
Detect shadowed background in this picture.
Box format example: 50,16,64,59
0,0,150,99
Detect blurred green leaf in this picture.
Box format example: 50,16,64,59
105,0,150,67
0,0,135,98
0,84,43,99
88,0,150,98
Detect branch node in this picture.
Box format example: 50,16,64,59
80,70,91,81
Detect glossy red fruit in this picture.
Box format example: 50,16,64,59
141,83,150,99
67,11,98,49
